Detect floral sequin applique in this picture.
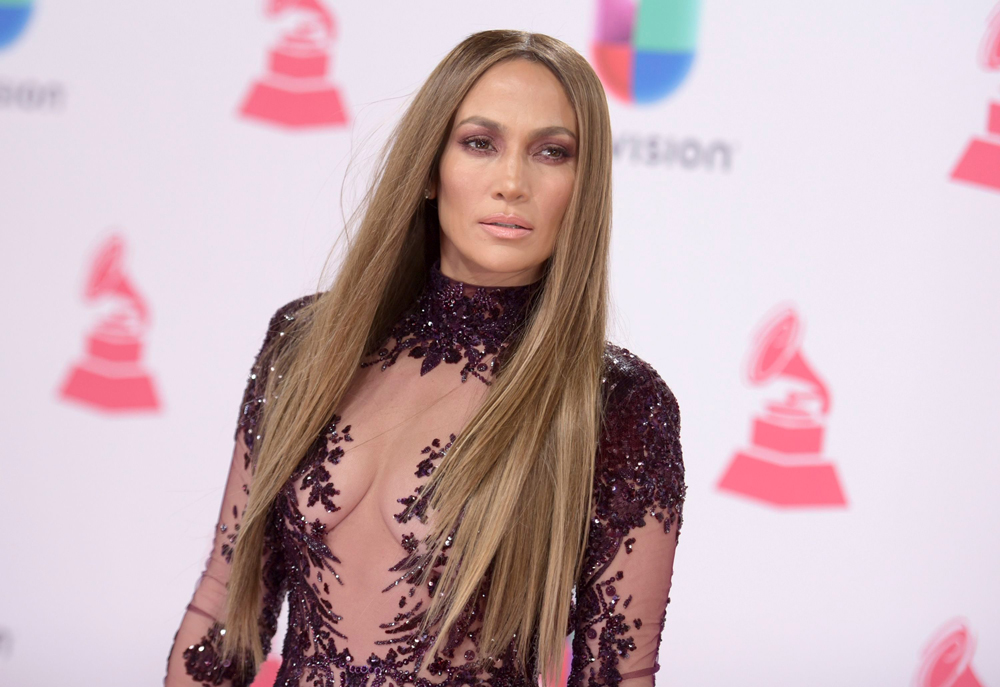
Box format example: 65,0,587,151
171,274,686,687
361,260,542,384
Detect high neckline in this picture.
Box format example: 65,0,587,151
361,259,544,384
428,259,545,297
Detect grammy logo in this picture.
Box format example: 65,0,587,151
58,234,161,412
914,619,985,687
951,2,1000,193
717,305,847,507
239,0,349,128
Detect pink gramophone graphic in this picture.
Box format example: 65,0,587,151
717,305,847,507
951,2,1000,192
913,618,986,687
58,234,161,412
239,0,349,128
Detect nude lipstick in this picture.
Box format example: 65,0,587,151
479,213,533,239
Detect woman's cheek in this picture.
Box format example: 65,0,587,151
543,177,574,226
444,157,484,201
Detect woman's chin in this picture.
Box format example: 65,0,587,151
442,247,547,286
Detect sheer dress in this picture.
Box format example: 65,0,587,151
164,261,686,687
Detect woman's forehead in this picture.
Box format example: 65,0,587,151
453,60,577,134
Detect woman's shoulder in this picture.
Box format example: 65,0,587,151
593,341,685,536
260,293,321,344
600,342,680,440
235,293,321,439
249,291,321,383
601,342,677,411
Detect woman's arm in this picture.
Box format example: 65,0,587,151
163,432,287,686
164,297,312,686
568,350,686,687
568,515,679,687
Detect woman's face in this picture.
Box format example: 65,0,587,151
432,58,578,286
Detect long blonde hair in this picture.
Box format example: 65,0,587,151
222,29,613,683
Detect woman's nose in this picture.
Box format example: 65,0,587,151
492,152,527,202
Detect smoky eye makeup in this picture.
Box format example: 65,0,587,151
453,122,497,149
539,139,576,159
455,131,577,162
467,137,495,153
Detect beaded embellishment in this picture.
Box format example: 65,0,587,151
170,266,685,687
360,260,543,384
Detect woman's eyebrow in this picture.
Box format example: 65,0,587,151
456,116,577,140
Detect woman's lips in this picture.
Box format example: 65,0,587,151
479,213,533,239
479,222,532,239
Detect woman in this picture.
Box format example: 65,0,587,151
165,29,685,687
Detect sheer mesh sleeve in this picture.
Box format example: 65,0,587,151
567,347,686,687
164,296,315,686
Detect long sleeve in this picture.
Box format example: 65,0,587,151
164,297,313,686
567,348,686,687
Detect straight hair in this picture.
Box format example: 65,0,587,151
221,29,613,684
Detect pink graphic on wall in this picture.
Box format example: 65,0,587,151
239,0,349,128
717,304,847,507
951,2,1000,192
914,618,986,687
58,234,161,412
537,636,572,687
249,654,282,686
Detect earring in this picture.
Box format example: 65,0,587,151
424,188,432,199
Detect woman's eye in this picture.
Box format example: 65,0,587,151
464,137,494,152
539,146,569,160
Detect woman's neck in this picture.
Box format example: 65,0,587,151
361,259,543,384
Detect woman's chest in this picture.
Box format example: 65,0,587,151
276,358,488,566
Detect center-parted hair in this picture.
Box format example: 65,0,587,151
221,29,614,683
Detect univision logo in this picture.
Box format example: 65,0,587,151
0,0,32,51
592,0,700,104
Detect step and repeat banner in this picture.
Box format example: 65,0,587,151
1,1,998,685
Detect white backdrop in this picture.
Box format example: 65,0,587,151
1,1,998,685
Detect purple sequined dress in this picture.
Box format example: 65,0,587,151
164,260,685,687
